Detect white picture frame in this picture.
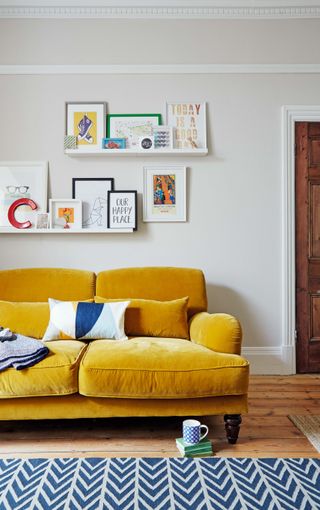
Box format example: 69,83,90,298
166,102,207,149
49,199,82,230
0,161,48,229
66,102,106,151
153,125,173,149
143,166,186,222
72,178,114,229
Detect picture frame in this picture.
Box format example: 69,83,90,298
0,161,48,229
166,102,207,149
107,114,161,149
108,190,137,231
102,138,126,149
143,166,186,222
153,125,173,149
72,178,114,230
49,199,82,230
66,102,106,151
35,213,49,230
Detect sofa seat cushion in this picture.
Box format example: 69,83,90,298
79,337,249,399
0,340,86,398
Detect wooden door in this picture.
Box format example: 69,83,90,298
296,122,320,372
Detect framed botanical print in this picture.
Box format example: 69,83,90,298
143,166,186,222
166,102,207,149
0,161,48,229
66,102,106,151
72,178,114,229
49,199,82,230
108,190,137,230
107,114,161,149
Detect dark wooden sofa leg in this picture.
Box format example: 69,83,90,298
224,414,242,444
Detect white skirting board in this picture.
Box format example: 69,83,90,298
242,346,295,375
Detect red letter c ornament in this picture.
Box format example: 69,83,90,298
8,198,38,229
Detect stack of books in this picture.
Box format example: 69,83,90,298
176,437,213,457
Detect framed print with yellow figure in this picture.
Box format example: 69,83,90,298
66,102,106,151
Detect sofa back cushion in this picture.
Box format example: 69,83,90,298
0,268,95,302
0,299,93,339
96,267,207,318
0,300,50,339
95,296,190,339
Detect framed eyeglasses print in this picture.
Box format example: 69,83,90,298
0,161,48,229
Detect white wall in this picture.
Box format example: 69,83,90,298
1,18,320,372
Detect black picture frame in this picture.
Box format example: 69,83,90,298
107,190,138,231
72,177,114,229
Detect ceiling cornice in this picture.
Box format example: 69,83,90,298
1,5,320,19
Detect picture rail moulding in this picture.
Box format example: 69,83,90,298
1,5,320,19
1,64,320,75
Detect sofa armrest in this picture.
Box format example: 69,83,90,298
189,312,242,355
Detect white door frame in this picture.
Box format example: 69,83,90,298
282,106,320,374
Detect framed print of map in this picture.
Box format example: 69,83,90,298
107,114,161,149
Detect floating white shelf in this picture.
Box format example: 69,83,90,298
0,228,133,234
65,148,208,157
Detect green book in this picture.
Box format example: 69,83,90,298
176,442,213,457
176,437,212,453
183,451,214,458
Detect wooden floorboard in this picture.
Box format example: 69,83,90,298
0,375,319,458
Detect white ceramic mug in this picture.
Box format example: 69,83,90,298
183,419,209,445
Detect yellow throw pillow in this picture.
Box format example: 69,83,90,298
95,296,189,339
0,299,93,339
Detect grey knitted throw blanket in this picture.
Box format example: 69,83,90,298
0,328,49,371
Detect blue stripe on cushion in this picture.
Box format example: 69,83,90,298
75,303,104,339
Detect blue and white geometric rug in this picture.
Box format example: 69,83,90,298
0,457,319,509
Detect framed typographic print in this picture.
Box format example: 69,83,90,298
166,102,207,149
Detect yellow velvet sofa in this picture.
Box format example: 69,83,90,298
0,267,249,444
